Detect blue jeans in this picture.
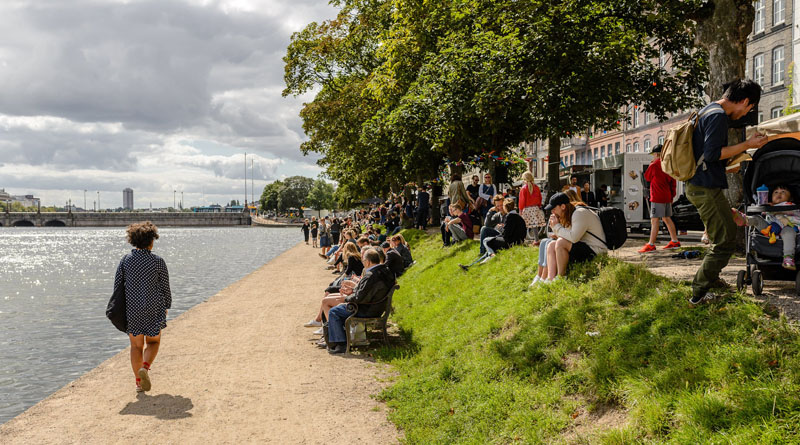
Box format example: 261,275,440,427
479,226,500,255
326,245,340,258
538,238,553,267
328,304,354,344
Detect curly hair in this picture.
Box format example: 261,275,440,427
126,221,160,249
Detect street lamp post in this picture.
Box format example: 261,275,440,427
97,191,100,212
173,190,176,210
181,191,184,210
83,190,87,212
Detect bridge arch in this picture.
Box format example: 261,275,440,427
43,219,67,227
12,220,35,227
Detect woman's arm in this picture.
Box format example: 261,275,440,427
553,210,591,243
113,259,125,295
158,258,172,309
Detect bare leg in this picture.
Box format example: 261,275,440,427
537,265,547,279
129,334,144,379
143,334,161,366
546,241,558,279
648,217,660,245
663,216,678,242
555,238,573,277
321,295,345,320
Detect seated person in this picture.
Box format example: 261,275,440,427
440,203,473,246
460,198,526,269
543,192,607,282
478,195,506,256
390,234,413,268
733,185,800,270
382,241,406,277
326,249,396,354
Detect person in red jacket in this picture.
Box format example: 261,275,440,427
518,171,545,244
639,144,681,253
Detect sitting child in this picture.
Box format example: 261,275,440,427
733,185,800,270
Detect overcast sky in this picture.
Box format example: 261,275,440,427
0,0,336,209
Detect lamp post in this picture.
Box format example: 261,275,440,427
181,191,184,210
83,190,87,212
97,191,100,212
173,190,176,210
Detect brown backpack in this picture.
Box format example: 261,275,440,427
661,106,725,181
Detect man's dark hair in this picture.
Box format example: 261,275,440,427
722,79,762,107
380,241,391,249
126,221,159,249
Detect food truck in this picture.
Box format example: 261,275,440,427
591,152,656,230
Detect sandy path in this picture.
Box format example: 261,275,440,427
0,243,399,444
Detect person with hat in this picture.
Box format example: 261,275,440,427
639,144,680,253
540,192,607,282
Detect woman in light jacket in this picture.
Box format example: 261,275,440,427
543,192,607,282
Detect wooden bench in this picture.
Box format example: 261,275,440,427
343,284,399,354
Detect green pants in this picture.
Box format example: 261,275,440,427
686,183,737,297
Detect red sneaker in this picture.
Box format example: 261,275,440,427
638,243,656,253
663,240,681,250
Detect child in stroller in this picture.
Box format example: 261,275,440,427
733,185,800,270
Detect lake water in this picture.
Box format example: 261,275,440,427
0,226,300,425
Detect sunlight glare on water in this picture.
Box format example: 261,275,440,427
0,226,299,424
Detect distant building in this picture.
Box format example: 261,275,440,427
123,188,134,210
0,189,10,201
193,205,222,213
10,194,40,208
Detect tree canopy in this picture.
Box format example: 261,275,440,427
259,176,317,211
285,0,711,197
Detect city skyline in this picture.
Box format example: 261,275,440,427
0,0,335,208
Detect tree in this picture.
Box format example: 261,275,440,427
260,180,285,211
305,179,337,217
280,176,315,210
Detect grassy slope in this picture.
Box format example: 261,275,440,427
376,230,800,444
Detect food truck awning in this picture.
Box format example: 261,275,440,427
592,153,626,170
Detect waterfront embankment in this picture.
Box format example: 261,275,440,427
0,243,399,444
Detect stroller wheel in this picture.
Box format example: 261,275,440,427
752,270,763,296
737,270,746,292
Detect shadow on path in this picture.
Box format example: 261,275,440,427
119,394,193,420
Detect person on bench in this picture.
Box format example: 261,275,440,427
326,248,396,354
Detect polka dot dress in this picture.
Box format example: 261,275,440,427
113,249,172,337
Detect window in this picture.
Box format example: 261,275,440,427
759,112,764,123
774,0,785,25
570,154,574,165
633,142,640,152
773,46,785,85
658,136,665,145
754,0,765,33
542,160,546,174
615,142,620,154
532,160,537,177
659,49,667,68
633,110,639,128
594,148,598,159
644,139,651,152
626,143,631,152
600,146,605,158
645,112,651,125
772,107,783,119
754,54,765,85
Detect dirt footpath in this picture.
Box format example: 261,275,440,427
615,238,800,320
0,243,399,444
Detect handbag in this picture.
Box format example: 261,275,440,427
475,197,488,210
106,263,127,332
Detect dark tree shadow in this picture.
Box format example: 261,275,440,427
119,393,193,420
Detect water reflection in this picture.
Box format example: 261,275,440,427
0,226,298,424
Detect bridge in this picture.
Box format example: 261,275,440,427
0,211,251,227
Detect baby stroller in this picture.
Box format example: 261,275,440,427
736,137,800,296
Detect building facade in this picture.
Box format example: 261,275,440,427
747,0,793,122
123,188,134,210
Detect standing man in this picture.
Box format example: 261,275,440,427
466,175,481,202
686,79,767,305
639,144,680,253
581,182,598,208
416,185,430,229
478,173,496,219
596,184,609,207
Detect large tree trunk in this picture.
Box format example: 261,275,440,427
547,135,562,198
695,0,754,250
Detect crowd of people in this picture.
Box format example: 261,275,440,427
301,217,414,354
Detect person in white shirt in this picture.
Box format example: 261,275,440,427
543,192,607,281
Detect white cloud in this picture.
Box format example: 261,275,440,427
0,0,336,206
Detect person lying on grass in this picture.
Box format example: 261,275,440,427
537,192,608,284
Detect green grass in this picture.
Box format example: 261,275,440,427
375,230,800,444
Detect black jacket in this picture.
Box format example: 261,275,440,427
503,212,528,246
345,263,396,317
384,248,406,277
395,244,413,268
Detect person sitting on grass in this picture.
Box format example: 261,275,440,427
530,193,585,287
441,203,473,246
391,234,413,267
541,192,608,283
326,248,396,354
460,198,525,269
732,185,800,270
477,195,506,256
382,241,406,277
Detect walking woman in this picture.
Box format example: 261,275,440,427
310,217,319,248
301,219,310,245
113,221,171,393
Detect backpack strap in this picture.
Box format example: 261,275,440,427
582,206,610,249
693,105,726,172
